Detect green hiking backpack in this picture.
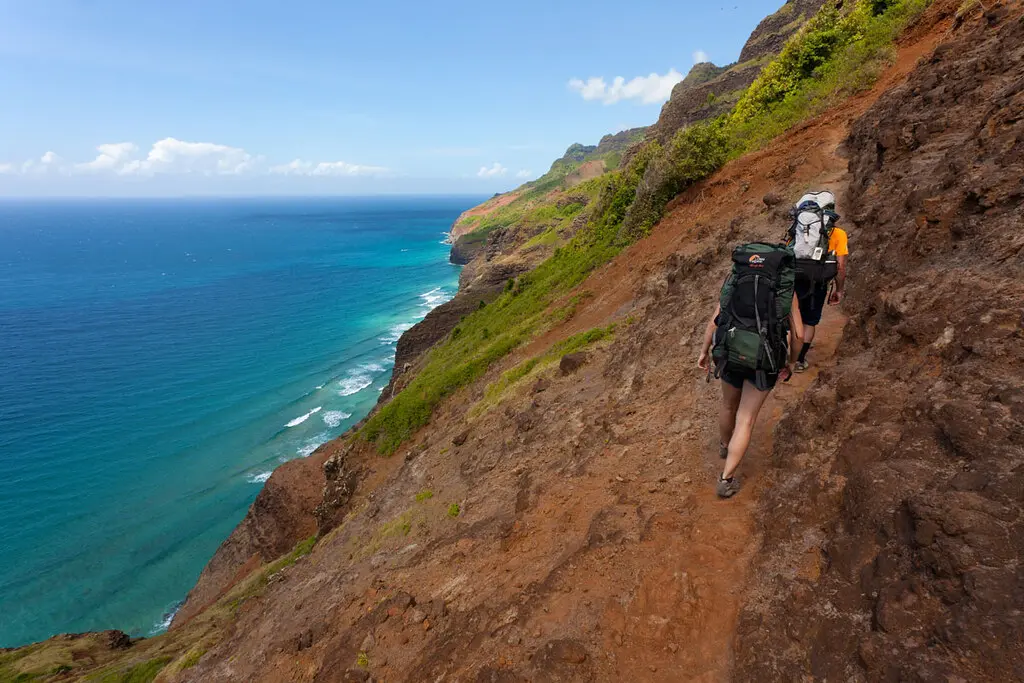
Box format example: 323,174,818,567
711,243,795,390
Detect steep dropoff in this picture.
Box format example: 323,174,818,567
165,3,998,681
735,3,1024,680
171,450,331,628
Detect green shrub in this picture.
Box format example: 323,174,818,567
414,490,434,502
620,119,730,243
447,503,461,517
729,0,931,151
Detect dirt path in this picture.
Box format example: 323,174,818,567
174,6,959,680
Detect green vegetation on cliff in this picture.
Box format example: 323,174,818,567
360,0,931,454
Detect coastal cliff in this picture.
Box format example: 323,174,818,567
5,1,1023,681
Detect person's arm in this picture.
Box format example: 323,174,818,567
790,293,804,344
697,303,721,370
831,254,848,303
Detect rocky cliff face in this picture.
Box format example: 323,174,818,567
735,4,1024,680
170,450,330,628
647,0,828,145
739,0,827,63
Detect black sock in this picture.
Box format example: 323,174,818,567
797,342,811,363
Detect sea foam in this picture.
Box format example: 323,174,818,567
322,410,352,428
297,433,329,457
338,362,387,396
285,406,322,428
247,471,273,484
420,287,450,311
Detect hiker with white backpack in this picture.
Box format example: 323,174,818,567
697,244,804,498
786,190,849,372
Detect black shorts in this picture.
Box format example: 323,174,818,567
721,364,777,391
795,279,829,326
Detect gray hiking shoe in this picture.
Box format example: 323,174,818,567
719,443,728,459
794,360,809,373
716,475,741,499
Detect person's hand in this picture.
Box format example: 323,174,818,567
697,350,709,371
829,288,844,305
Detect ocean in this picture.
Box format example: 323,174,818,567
0,196,477,647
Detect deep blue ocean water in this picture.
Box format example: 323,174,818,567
0,196,477,647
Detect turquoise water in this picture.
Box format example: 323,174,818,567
0,196,477,647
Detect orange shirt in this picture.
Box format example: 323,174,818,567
829,227,849,256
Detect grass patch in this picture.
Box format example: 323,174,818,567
381,512,413,538
177,647,206,670
94,657,171,683
414,490,434,502
447,503,461,518
227,535,316,613
523,228,561,250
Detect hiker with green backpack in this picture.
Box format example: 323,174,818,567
697,243,804,498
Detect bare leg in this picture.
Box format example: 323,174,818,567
721,381,772,479
719,381,743,449
804,324,817,345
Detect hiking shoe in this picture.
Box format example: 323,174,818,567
794,360,809,373
716,475,741,499
719,443,728,459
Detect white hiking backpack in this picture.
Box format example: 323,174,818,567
789,191,839,284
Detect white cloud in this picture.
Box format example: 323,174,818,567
693,50,710,64
477,162,507,178
567,68,683,105
269,159,388,176
21,151,66,175
515,169,532,179
2,140,389,182
76,142,139,173
123,137,259,176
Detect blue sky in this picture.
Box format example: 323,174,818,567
0,0,784,196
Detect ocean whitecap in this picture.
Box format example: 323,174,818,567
420,287,451,312
285,406,322,428
379,321,414,345
338,375,373,397
323,410,352,428
297,435,329,457
247,471,273,484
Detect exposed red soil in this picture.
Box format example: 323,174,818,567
565,160,607,188
171,4,986,682
450,192,522,240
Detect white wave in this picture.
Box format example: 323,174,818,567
322,410,352,428
338,361,389,396
441,232,453,245
338,374,373,396
298,434,329,457
247,471,273,484
420,287,450,311
285,406,322,428
149,603,182,635
379,321,414,345
315,384,324,390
